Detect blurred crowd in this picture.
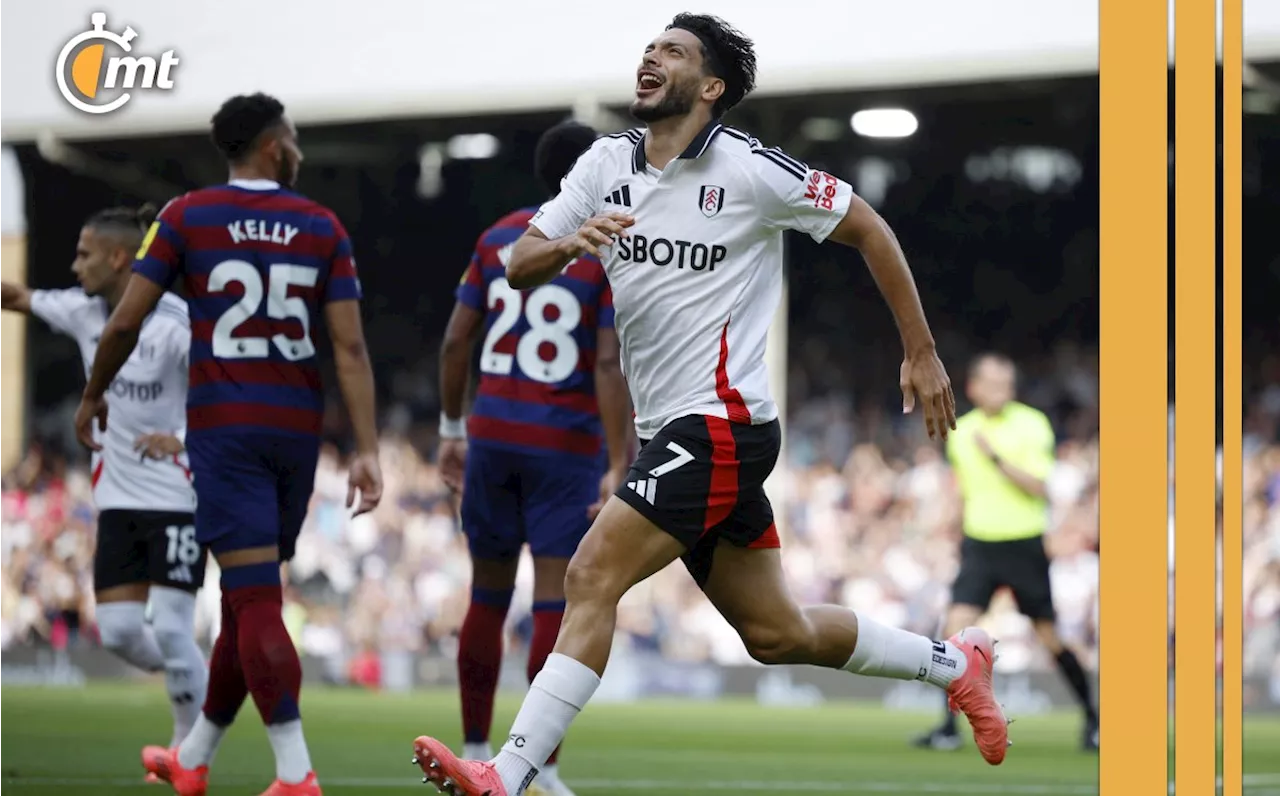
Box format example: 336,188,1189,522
4,344,1276,690
1244,353,1280,694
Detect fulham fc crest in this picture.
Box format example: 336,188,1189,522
699,185,725,218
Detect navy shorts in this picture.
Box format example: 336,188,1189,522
460,443,600,560
187,431,319,561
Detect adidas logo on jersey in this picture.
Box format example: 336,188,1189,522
167,564,193,584
628,478,657,505
603,184,633,208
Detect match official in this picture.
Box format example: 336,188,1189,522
913,353,1099,752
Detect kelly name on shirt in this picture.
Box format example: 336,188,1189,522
227,219,300,246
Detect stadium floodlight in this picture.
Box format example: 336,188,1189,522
446,133,500,160
850,109,918,139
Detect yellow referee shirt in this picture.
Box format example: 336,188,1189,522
946,401,1055,541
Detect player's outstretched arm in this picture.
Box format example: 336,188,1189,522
826,194,957,439
1,281,31,313
827,194,934,358
75,274,165,449
437,301,483,491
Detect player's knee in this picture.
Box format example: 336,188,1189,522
739,621,810,666
148,588,197,656
563,555,626,607
96,604,150,657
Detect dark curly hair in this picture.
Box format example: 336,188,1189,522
534,121,598,196
666,13,757,117
85,203,157,240
210,92,286,162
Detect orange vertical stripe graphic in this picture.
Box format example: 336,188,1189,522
71,44,105,99
1220,0,1243,792
1174,0,1218,792
1099,0,1169,794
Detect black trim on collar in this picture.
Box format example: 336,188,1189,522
631,121,724,173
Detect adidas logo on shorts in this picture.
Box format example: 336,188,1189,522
627,478,657,505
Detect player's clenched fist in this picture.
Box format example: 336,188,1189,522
570,212,634,259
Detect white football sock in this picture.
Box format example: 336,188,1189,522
96,602,164,672
149,587,208,747
493,654,600,795
266,719,314,784
177,714,228,769
534,764,575,796
842,614,968,688
535,762,565,788
463,742,493,760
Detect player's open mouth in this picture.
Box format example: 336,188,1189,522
636,70,664,97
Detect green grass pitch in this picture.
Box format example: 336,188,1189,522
2,684,1279,794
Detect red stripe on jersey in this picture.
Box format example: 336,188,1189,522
190,319,307,344
747,522,782,549
188,403,323,435
562,257,607,284
171,454,193,482
702,416,740,534
189,360,322,390
330,251,358,281
145,236,181,269
468,416,601,457
181,225,336,260
484,332,597,374
185,273,321,302
715,317,751,424
476,376,600,415
91,459,104,487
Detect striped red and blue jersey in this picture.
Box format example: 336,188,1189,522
458,207,613,461
132,180,362,438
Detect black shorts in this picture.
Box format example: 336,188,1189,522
94,509,208,594
614,415,781,587
950,535,1055,620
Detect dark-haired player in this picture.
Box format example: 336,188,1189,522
75,92,383,796
410,14,1006,795
438,120,630,796
3,205,208,767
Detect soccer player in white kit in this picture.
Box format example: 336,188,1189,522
410,14,1009,795
2,204,209,761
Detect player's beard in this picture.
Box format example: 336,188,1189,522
276,154,297,189
630,79,697,123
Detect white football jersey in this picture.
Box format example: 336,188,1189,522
31,288,195,512
530,123,854,439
